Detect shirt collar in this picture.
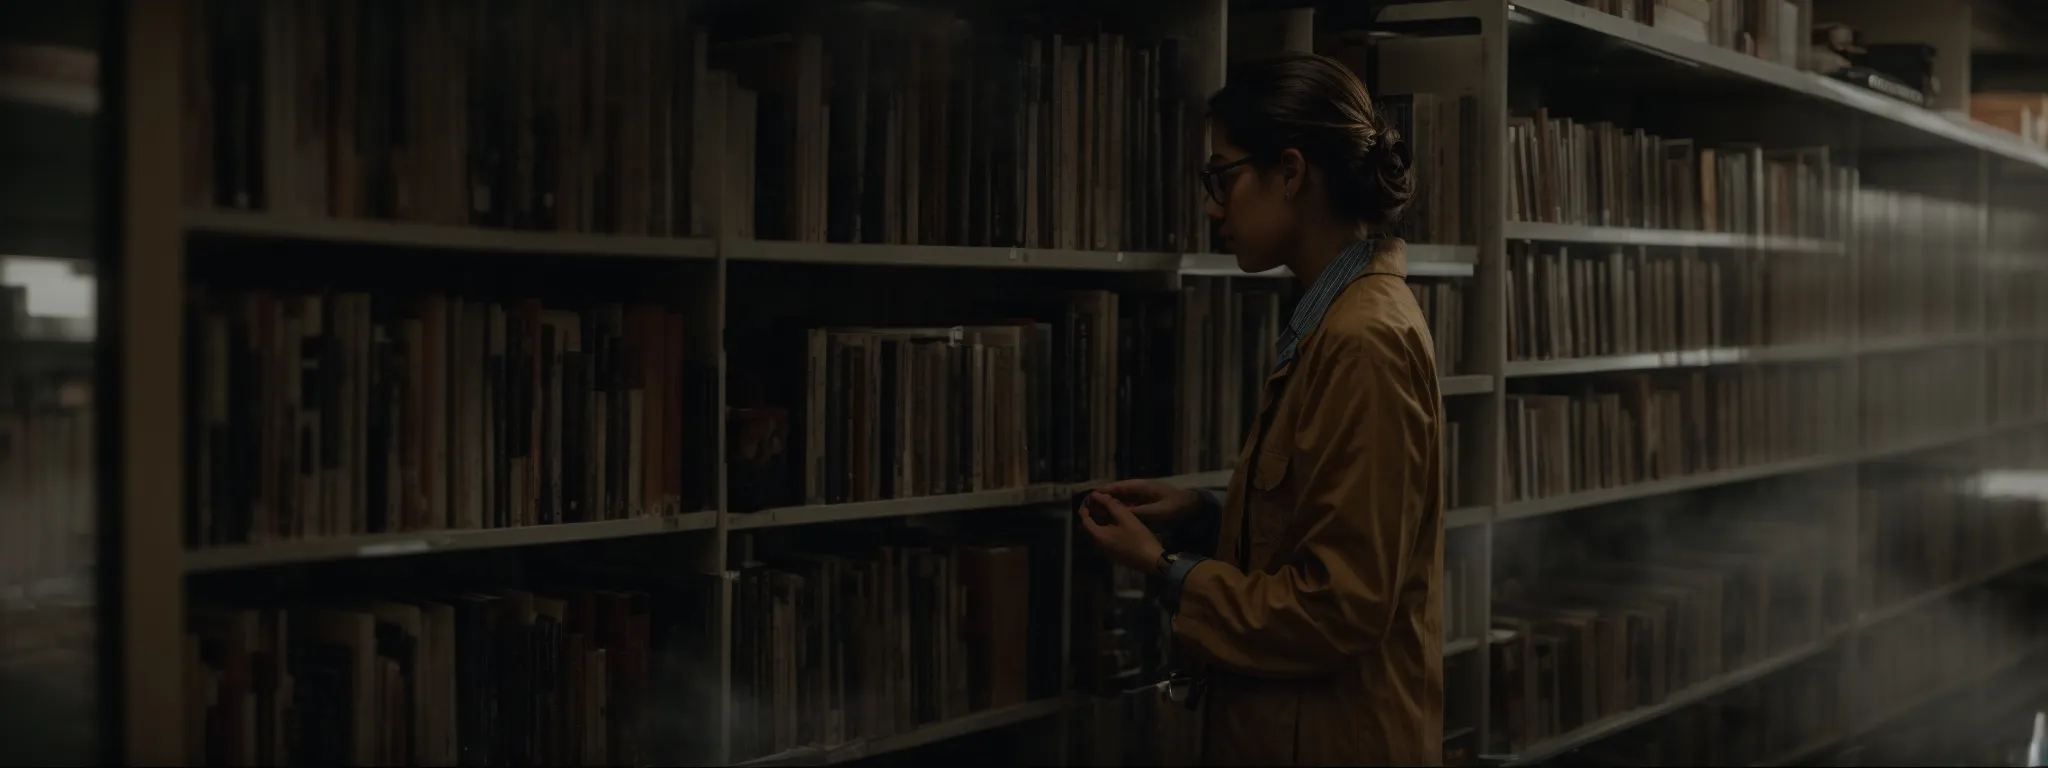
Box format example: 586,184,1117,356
1273,238,1406,370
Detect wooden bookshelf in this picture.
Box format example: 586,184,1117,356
67,0,2048,765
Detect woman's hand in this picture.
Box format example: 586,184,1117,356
1078,491,1167,573
1094,479,1206,528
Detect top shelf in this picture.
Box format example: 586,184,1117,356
1494,0,2048,173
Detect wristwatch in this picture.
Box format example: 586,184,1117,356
1155,551,1180,578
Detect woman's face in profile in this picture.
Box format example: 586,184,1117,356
1204,123,1296,275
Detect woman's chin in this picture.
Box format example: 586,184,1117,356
1234,254,1287,275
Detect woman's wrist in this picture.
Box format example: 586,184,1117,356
1133,542,1167,575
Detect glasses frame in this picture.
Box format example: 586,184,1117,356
1199,157,1254,206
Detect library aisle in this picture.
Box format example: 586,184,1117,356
7,0,2048,765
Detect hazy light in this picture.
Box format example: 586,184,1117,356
1,255,93,320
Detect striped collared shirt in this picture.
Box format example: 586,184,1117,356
1274,238,1376,371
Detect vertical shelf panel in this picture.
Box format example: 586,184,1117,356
120,0,188,761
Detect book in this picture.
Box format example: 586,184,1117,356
183,575,719,766
1507,109,1847,237
728,525,1061,762
179,0,1205,255
183,287,715,548
1507,243,1843,362
1565,0,1802,66
1504,365,1844,502
1488,476,1843,754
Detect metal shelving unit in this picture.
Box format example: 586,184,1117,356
105,0,2048,764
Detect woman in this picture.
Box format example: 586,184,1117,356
1078,51,1445,766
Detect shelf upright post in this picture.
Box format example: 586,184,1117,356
1972,148,1993,728
713,251,734,766
1842,113,1867,750
118,0,189,761
1475,0,1511,754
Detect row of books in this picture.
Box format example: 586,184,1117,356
730,534,1060,762
1857,347,1982,448
184,288,718,548
1445,544,1481,643
0,375,93,592
1568,0,1803,68
1988,270,2048,336
725,19,1207,252
1856,602,2005,717
1856,190,1981,340
182,535,1100,768
1130,278,1271,484
766,290,1123,509
1507,244,1843,363
181,0,1208,254
1373,92,1481,247
1990,341,2048,430
1411,279,1470,375
1564,656,1842,766
184,0,751,235
1488,514,1839,753
754,278,1300,511
1488,478,1844,756
182,583,712,767
1507,108,1851,238
779,276,1472,511
1445,415,1470,510
1504,365,1845,502
181,272,1481,542
1858,469,2048,614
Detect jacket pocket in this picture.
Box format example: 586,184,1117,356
1251,449,1290,490
1247,451,1292,562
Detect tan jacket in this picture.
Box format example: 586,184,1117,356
1174,239,1446,765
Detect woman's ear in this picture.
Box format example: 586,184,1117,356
1277,147,1306,201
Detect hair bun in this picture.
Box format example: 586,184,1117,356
1379,129,1413,172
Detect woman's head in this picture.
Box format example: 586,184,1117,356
1203,52,1413,273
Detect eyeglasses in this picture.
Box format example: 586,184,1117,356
1199,157,1254,205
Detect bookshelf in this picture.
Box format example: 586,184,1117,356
44,0,2048,765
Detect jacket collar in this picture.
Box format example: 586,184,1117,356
1359,237,1407,279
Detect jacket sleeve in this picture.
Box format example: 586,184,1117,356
1169,349,1428,679
1168,489,1226,558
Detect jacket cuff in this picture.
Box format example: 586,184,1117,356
1196,489,1225,521
1160,554,1211,614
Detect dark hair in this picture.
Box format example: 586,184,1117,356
1205,52,1414,229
